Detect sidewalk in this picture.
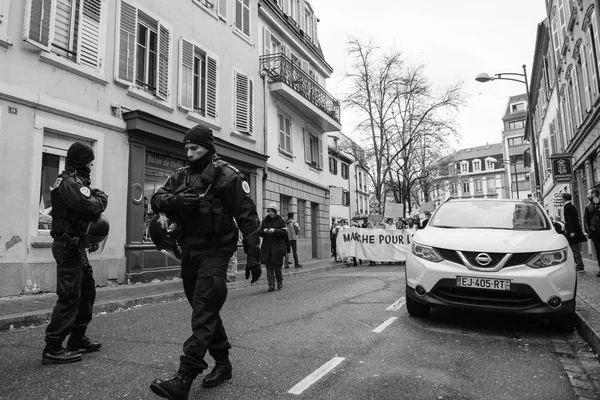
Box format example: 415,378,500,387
574,257,600,355
0,258,347,331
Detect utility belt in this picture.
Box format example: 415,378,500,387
50,229,81,246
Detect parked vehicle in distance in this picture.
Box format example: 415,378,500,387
405,198,576,331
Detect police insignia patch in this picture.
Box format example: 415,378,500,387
50,177,63,191
242,181,251,194
80,187,91,197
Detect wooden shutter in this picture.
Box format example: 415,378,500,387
299,3,305,32
234,72,249,132
263,27,271,55
235,0,242,32
248,78,254,133
77,0,102,69
303,128,310,163
581,51,591,111
593,12,600,94
117,0,137,84
23,0,56,52
205,52,218,119
217,0,227,19
179,38,194,110
242,0,250,36
301,60,309,73
156,23,171,100
312,13,317,43
317,135,323,169
588,29,599,98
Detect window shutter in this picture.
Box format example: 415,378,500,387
571,79,581,126
317,136,323,169
303,129,310,163
179,38,194,110
593,13,600,90
156,23,171,101
299,3,305,32
117,0,137,84
217,0,227,19
588,31,599,97
248,78,254,133
581,52,591,110
242,0,250,36
263,27,271,55
300,60,309,73
234,72,249,132
23,0,56,52
312,13,317,43
235,0,242,31
54,0,73,53
76,0,102,69
205,52,218,119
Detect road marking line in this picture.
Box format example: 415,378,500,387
386,297,406,311
372,317,398,333
288,356,345,395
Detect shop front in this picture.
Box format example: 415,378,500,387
123,110,267,283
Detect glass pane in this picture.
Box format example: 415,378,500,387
39,153,60,230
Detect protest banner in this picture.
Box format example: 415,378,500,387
336,227,416,262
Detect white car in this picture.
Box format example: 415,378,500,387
405,198,577,331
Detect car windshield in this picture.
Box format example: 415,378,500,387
429,201,550,230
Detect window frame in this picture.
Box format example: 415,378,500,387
234,0,251,38
0,0,11,47
472,159,481,172
462,181,470,194
341,162,349,179
303,128,323,170
278,112,292,154
460,161,469,173
233,68,254,135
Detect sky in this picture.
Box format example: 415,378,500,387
309,0,548,150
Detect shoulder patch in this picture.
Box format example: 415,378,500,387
50,177,63,191
80,187,91,198
225,164,241,175
242,181,251,194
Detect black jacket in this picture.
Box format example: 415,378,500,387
51,170,108,236
151,156,260,257
563,202,586,244
259,214,287,265
583,201,600,234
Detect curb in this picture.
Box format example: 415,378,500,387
0,261,349,332
575,297,600,356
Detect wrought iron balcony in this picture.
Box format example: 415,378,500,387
260,53,341,131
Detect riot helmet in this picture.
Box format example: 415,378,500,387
148,213,183,260
84,213,110,252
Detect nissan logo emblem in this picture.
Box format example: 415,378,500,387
475,253,492,266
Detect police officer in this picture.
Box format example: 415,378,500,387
43,142,108,365
150,125,262,400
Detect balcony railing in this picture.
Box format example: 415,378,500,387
259,53,340,123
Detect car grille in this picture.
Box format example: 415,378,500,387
431,279,541,309
433,248,539,269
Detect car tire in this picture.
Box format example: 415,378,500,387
552,312,576,333
406,296,430,317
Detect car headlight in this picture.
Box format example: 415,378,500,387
412,242,443,263
525,248,568,268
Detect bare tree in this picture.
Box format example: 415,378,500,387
343,38,464,215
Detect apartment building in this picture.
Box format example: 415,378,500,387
258,0,341,261
0,0,271,296
502,94,533,200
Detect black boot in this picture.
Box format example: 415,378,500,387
67,335,102,353
150,372,195,400
42,346,82,365
202,358,233,388
277,281,283,290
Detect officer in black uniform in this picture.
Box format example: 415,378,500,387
150,125,262,400
43,142,108,365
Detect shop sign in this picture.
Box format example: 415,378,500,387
550,154,573,183
146,152,185,171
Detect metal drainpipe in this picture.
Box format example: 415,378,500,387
262,71,269,180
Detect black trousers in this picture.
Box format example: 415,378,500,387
590,233,600,267
285,240,299,266
179,249,232,375
45,240,96,348
266,263,283,288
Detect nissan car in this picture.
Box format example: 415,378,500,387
405,198,577,331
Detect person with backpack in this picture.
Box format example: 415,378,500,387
285,212,302,268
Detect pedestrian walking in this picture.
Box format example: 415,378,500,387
149,125,262,400
562,192,586,272
285,212,302,268
260,203,288,291
584,188,600,277
43,142,109,365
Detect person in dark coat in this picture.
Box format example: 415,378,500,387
44,142,108,365
150,125,262,399
562,192,586,272
259,202,287,291
584,188,600,277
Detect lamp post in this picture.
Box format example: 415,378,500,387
476,64,541,202
501,158,519,199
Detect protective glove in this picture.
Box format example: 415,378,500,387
88,243,100,253
245,256,262,283
92,189,108,205
174,193,200,210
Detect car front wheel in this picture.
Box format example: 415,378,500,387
551,312,576,333
406,295,430,317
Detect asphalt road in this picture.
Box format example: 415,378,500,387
0,265,582,400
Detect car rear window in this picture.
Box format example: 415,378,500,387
430,201,550,230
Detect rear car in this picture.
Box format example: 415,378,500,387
405,198,577,331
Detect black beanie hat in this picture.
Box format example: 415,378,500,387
67,142,95,166
183,125,215,152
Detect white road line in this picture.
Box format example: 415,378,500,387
288,356,346,395
372,317,398,333
386,297,406,311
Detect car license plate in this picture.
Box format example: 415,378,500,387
456,276,511,291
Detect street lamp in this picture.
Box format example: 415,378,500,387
475,64,541,202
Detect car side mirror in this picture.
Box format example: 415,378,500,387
553,222,564,234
